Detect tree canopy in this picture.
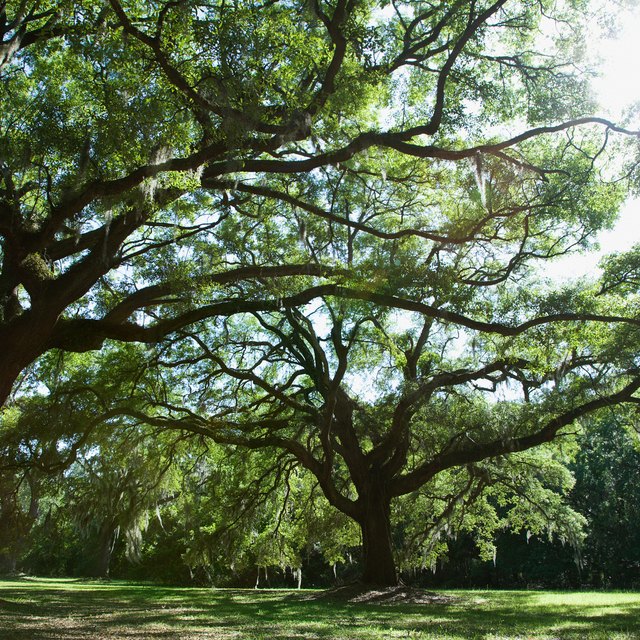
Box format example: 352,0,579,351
1,0,638,403
2,0,640,586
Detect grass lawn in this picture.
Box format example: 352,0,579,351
0,577,639,639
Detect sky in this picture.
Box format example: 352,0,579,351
545,1,640,280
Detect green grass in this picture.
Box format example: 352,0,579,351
1,577,639,639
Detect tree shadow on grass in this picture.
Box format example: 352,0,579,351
1,579,640,639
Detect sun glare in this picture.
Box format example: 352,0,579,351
544,1,640,281
590,2,640,123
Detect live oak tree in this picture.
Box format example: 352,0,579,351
115,260,637,585
2,343,587,584
5,246,640,585
3,0,640,586
0,360,93,572
50,127,640,585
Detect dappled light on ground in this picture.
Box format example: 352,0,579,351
0,578,639,639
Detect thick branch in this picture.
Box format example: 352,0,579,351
390,376,640,496
47,283,640,352
204,117,640,178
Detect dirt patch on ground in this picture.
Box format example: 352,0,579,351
313,583,457,605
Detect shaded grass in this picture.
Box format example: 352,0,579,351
0,577,639,639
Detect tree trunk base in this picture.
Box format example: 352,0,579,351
319,583,456,605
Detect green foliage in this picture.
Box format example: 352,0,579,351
2,0,640,587
571,415,640,587
413,412,640,590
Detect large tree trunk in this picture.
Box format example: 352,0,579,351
93,521,115,578
0,332,37,406
0,311,59,407
359,486,398,586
